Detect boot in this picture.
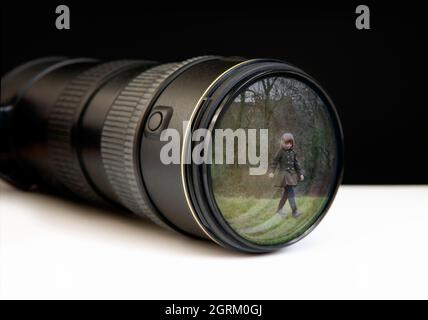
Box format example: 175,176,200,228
276,208,286,217
292,210,302,219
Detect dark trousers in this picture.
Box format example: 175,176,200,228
277,185,298,213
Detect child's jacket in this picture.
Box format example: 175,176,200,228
270,147,304,187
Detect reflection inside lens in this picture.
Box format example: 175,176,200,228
210,75,338,245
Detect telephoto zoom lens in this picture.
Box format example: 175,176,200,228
0,56,343,253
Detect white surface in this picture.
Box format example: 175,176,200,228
0,181,427,300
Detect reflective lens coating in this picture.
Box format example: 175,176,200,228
210,75,339,245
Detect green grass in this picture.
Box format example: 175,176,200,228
215,195,328,245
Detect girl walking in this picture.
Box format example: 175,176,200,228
269,133,305,218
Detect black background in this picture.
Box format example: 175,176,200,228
1,1,427,184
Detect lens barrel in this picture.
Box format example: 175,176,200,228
1,56,344,253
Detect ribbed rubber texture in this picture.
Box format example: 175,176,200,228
100,57,208,229
48,60,140,203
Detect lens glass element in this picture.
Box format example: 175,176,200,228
210,75,339,245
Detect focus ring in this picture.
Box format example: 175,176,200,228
101,57,208,229
48,60,141,203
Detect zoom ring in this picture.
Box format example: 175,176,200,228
101,57,208,229
48,60,141,203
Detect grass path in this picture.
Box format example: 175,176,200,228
215,195,328,245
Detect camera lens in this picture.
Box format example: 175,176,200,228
1,56,343,253
209,75,340,246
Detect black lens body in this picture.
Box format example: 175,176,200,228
0,57,344,253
